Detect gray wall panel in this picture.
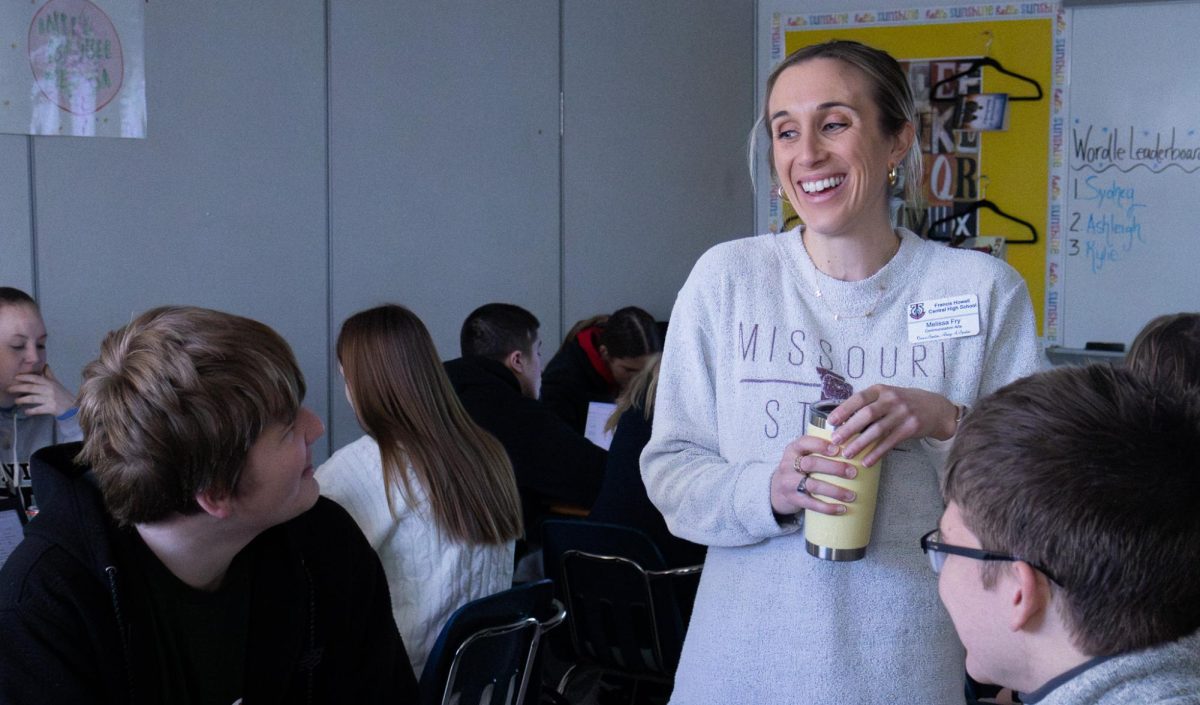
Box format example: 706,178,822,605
562,0,755,329
328,1,561,450
8,0,757,462
31,1,331,455
0,136,33,294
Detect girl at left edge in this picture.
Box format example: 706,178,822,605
1,287,83,511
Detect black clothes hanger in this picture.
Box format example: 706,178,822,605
929,57,1043,102
926,199,1039,245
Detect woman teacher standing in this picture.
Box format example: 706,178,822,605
642,40,1041,703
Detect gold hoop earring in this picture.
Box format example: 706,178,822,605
887,165,898,187
775,185,790,203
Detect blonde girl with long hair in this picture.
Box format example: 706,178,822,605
592,354,705,568
316,304,522,676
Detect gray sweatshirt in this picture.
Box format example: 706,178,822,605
642,228,1042,704
1,407,83,499
1033,630,1200,704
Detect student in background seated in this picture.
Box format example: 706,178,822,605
317,304,523,676
541,306,662,434
0,306,416,703
444,303,606,539
930,364,1200,704
1127,312,1200,388
588,354,705,568
0,287,82,510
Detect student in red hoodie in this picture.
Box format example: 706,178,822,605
540,305,662,434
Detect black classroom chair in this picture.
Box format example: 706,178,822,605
541,520,702,701
419,578,567,705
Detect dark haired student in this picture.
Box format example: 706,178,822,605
934,364,1200,703
1126,312,1200,390
540,305,663,434
445,303,607,535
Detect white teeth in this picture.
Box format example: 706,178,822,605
800,176,845,193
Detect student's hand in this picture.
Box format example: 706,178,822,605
770,434,859,517
8,365,76,417
824,385,959,466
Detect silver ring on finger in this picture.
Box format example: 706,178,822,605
796,473,809,495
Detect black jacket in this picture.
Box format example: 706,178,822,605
0,442,418,704
588,407,706,568
539,336,614,434
444,356,606,530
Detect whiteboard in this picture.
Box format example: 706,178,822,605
1053,1,1200,349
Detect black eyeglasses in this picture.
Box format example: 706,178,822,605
919,529,1059,584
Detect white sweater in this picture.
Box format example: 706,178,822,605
642,228,1042,704
316,435,514,676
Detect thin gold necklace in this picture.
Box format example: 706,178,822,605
804,231,899,321
811,280,888,321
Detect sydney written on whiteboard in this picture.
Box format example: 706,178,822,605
1070,174,1144,274
1067,123,1200,275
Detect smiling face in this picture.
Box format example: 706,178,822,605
769,58,912,241
231,406,324,531
0,303,47,407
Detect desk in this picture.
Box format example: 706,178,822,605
1045,346,1125,367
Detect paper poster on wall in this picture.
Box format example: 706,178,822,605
0,0,146,138
905,57,987,242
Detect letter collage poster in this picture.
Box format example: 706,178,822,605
0,0,146,138
761,4,1063,334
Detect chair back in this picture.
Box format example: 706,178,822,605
419,579,564,705
541,520,701,681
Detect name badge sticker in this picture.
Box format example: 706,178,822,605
906,294,981,343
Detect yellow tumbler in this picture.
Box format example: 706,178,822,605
803,400,882,561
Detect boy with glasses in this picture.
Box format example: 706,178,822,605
922,364,1200,704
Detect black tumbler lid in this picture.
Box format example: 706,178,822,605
808,399,841,431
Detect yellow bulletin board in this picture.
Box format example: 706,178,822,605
764,5,1064,334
